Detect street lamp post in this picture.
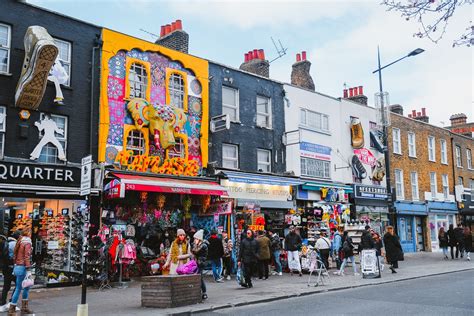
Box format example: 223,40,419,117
372,47,424,232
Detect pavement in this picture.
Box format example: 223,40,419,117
200,270,474,315
5,252,473,316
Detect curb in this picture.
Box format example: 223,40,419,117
167,267,474,315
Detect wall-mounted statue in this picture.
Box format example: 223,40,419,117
30,115,66,161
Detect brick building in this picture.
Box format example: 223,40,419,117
389,108,457,252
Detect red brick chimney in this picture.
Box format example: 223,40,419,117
343,85,367,105
240,48,269,78
156,19,189,53
411,107,429,123
449,113,467,126
291,51,315,91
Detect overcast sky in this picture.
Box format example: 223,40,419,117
30,0,473,127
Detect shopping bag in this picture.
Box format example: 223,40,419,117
22,272,35,288
288,257,300,271
236,266,246,287
176,260,198,275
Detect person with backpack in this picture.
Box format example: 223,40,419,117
207,230,225,282
331,227,343,270
335,231,359,276
0,231,19,311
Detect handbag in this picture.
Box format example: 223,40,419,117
176,259,198,275
22,272,34,288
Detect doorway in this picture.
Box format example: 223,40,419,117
415,216,425,251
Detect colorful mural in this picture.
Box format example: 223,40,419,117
99,29,209,176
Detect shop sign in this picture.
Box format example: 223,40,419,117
221,179,291,202
355,185,388,200
353,148,376,167
300,142,331,161
80,155,92,196
249,225,265,231
0,161,80,187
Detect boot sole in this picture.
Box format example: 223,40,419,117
15,42,58,110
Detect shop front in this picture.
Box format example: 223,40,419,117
395,201,427,253
427,201,458,252
456,184,474,232
352,184,389,236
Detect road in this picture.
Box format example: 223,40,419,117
199,270,474,316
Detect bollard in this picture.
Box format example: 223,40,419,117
77,303,88,316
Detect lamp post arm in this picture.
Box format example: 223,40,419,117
372,55,409,74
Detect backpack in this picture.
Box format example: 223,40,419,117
342,239,352,253
0,238,10,264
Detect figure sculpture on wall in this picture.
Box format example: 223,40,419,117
47,56,69,105
30,115,67,161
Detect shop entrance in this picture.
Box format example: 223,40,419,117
415,216,425,251
398,215,415,253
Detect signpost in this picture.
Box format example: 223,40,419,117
360,249,381,279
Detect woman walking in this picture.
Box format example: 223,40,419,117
383,226,403,274
447,224,457,259
335,231,359,276
8,230,33,316
192,230,208,300
163,228,192,274
438,227,449,260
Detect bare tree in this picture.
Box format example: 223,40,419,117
382,0,473,46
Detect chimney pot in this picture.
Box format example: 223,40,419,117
343,89,348,98
349,88,354,97
245,53,249,62
171,22,177,31
421,107,426,116
160,25,166,37
354,87,359,96
249,51,254,60
253,49,258,59
176,19,182,30
417,111,421,117
412,110,416,117
302,51,307,61
258,49,265,60
296,53,301,62
165,24,171,35
358,86,363,95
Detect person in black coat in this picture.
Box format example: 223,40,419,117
359,225,375,251
238,229,259,288
207,230,224,282
383,226,403,273
463,227,472,261
454,224,465,259
447,224,458,259
438,226,449,260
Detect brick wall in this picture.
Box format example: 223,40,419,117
451,133,474,189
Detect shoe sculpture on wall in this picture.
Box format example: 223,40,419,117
350,118,364,149
351,154,367,179
15,26,58,110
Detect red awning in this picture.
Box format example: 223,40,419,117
107,173,228,198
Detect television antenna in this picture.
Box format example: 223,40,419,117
140,28,159,40
269,37,288,63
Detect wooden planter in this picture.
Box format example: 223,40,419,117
141,274,202,308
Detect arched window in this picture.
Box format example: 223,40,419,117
126,130,146,162
129,63,148,99
168,73,185,109
167,137,185,159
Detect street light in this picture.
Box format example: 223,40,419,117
372,46,425,233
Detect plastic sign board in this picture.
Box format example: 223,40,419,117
300,142,331,161
360,249,380,279
80,155,92,196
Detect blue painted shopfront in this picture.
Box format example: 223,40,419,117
395,201,427,253
427,201,458,252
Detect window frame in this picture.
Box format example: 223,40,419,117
395,169,404,200
222,86,239,122
125,57,151,101
0,106,6,159
428,136,436,162
53,38,72,86
256,95,272,129
440,139,448,165
410,171,419,201
166,135,188,160
442,174,449,200
455,145,462,168
466,148,472,169
38,113,68,164
430,172,437,199
392,128,401,154
222,143,239,169
257,149,271,173
299,108,330,133
408,132,416,158
300,157,330,179
0,23,11,75
166,69,188,111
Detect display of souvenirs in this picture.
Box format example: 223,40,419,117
70,209,87,273
11,217,32,234
40,215,70,272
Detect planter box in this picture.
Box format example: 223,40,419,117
141,274,202,308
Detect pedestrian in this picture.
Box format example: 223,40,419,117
284,226,302,276
221,231,233,280
463,227,472,261
372,231,385,272
191,229,208,300
8,230,33,316
331,227,343,270
359,225,375,251
383,226,403,274
256,230,271,280
335,231,359,276
268,230,282,276
238,229,259,288
1,231,19,311
207,230,224,282
447,224,457,259
454,224,465,259
438,227,449,260
315,230,331,270
163,228,192,275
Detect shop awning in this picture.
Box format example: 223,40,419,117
302,181,353,193
218,170,304,186
105,173,228,198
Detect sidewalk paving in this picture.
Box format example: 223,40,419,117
15,253,474,316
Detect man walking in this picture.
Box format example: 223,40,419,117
331,227,343,270
315,230,331,270
359,225,375,251
221,231,233,280
238,229,259,288
285,226,302,276
207,230,224,282
256,230,271,280
268,230,282,276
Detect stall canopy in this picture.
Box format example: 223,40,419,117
105,173,228,198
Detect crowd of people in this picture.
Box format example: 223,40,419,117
438,224,471,261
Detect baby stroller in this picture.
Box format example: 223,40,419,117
306,246,329,287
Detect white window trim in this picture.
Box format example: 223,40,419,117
455,145,462,168
395,169,404,200
442,174,449,200
38,113,68,164
300,157,330,179
299,108,330,134
428,136,436,162
392,128,401,154
129,62,148,99
222,86,239,122
408,132,416,158
430,172,437,199
257,149,271,173
0,106,6,159
466,148,472,170
0,23,11,75
222,143,239,169
53,38,72,86
256,95,272,129
169,73,185,109
410,171,419,201
440,139,448,165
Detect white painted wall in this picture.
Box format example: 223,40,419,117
283,83,385,188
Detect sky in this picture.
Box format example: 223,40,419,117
29,0,473,127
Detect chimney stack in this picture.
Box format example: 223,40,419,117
389,104,404,115
291,51,315,91
155,19,189,53
411,108,429,123
449,113,467,126
343,85,368,105
239,48,270,78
